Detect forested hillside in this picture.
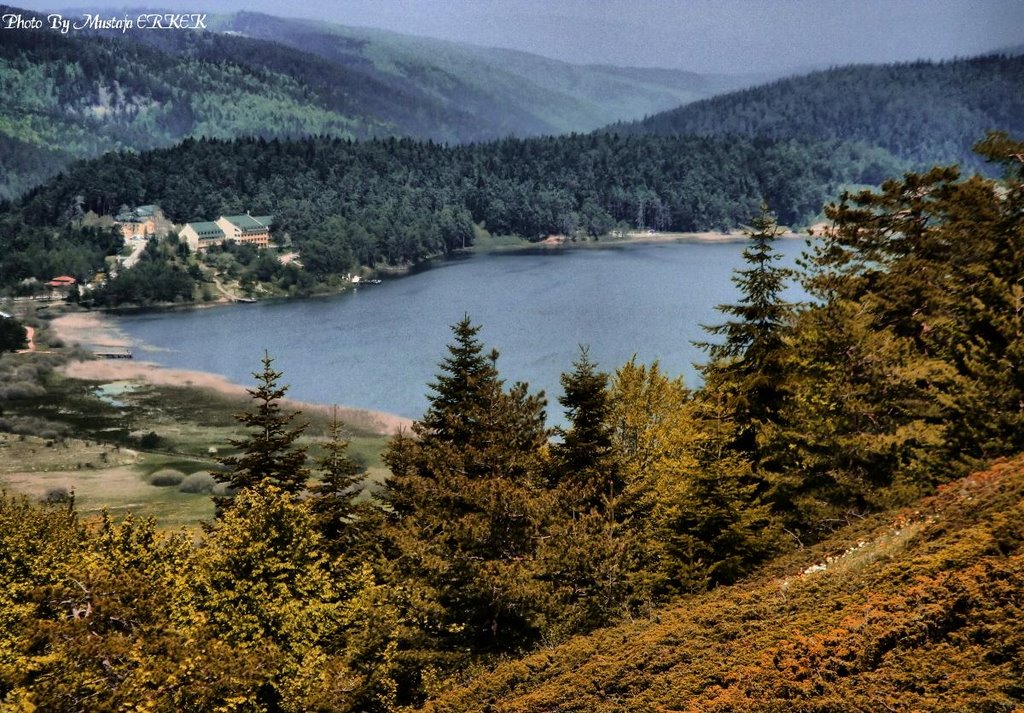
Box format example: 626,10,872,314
205,12,758,136
2,134,1023,710
0,10,374,199
428,456,1024,711
0,4,748,199
615,54,1024,173
0,132,904,292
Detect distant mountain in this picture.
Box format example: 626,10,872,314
0,5,758,199
200,12,764,136
611,54,1024,173
993,42,1024,56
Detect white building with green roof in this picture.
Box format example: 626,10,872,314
179,221,227,252
215,214,273,248
179,213,273,252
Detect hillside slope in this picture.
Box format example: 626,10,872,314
207,12,760,137
613,54,1024,173
0,5,752,200
0,9,383,199
428,457,1024,711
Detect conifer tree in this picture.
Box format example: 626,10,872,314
539,349,631,638
382,316,549,658
770,164,971,528
548,347,621,512
214,352,309,513
308,406,365,550
698,203,793,455
0,315,28,352
610,360,772,596
196,483,342,708
946,132,1024,461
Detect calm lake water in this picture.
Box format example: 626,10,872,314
113,240,809,420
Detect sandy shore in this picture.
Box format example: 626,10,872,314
52,311,411,436
51,310,134,348
533,229,808,248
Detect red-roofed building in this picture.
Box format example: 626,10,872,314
45,276,78,300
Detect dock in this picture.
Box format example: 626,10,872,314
94,348,133,359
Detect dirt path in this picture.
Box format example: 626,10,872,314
15,325,35,353
122,240,148,269
212,275,249,303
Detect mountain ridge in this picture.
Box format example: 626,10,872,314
0,4,756,199
609,53,1024,173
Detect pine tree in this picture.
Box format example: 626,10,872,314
539,348,631,638
0,315,27,352
946,132,1024,461
698,203,793,455
548,347,620,513
308,406,365,551
610,359,773,597
214,352,309,513
768,167,971,530
382,316,549,658
417,315,503,453
196,483,341,708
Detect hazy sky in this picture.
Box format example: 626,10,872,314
14,0,1024,73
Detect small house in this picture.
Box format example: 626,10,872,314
44,275,76,298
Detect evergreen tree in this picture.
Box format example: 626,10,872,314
610,359,772,596
768,300,955,534
945,132,1024,461
0,316,28,352
214,352,309,513
196,483,342,709
417,315,502,452
698,203,793,456
548,347,621,512
308,406,365,551
382,316,549,663
768,163,973,529
539,349,631,638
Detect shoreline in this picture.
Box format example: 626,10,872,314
45,232,810,435
469,228,810,253
83,230,812,315
50,311,412,436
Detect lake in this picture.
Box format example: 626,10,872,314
113,240,809,421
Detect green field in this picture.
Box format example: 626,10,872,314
0,353,390,529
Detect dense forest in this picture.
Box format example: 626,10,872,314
615,54,1024,173
0,131,905,294
1,133,1022,710
0,8,374,199
0,4,739,199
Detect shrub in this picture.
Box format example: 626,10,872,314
41,487,71,504
148,469,185,487
179,471,216,494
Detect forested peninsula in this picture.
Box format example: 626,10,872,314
1,131,901,303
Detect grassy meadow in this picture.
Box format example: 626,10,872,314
0,324,391,528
